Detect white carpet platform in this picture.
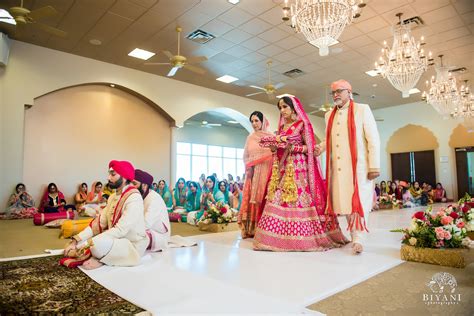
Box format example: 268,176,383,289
81,207,433,315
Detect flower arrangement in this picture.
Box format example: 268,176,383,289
456,195,474,232
200,201,233,225
391,205,471,249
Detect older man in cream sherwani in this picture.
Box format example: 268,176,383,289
315,80,380,254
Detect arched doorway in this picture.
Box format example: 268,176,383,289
449,124,474,199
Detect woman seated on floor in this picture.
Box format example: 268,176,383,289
172,178,187,210
74,183,88,211
169,180,198,223
187,175,217,225
409,181,423,206
1,183,38,219
433,183,447,203
215,180,232,206
81,181,104,217
157,180,173,211
39,183,75,213
231,182,242,211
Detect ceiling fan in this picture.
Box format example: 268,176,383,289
0,0,67,37
246,60,285,99
145,26,207,77
308,86,333,115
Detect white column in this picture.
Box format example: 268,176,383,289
170,126,178,186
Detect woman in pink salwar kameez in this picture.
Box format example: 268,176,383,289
253,96,348,251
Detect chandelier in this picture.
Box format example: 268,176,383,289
375,13,431,98
451,81,474,131
421,55,460,117
282,0,365,56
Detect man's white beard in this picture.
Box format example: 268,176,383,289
334,99,343,106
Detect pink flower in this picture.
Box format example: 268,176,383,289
441,216,453,225
435,241,444,248
435,227,445,240
436,211,446,218
444,231,452,240
457,221,465,229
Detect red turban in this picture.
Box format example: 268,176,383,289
331,79,352,92
134,169,153,186
109,160,135,181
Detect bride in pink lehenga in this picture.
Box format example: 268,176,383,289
253,96,348,251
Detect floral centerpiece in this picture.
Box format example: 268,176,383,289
198,201,233,232
456,194,474,238
458,192,474,208
379,195,394,209
391,205,473,268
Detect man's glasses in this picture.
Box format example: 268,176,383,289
330,89,348,96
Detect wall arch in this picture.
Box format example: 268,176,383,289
24,84,172,202
34,82,176,127
386,124,439,153
448,123,474,148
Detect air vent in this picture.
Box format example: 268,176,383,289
283,68,305,78
186,29,215,44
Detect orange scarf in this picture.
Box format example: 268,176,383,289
325,99,368,232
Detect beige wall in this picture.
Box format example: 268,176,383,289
373,102,473,199
386,124,439,153
23,85,171,203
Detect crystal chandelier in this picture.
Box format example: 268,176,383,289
451,81,474,132
375,13,431,98
421,55,460,117
281,0,365,56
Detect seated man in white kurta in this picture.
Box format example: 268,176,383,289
315,79,381,255
64,160,148,269
133,169,171,252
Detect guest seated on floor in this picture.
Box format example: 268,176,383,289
157,180,173,210
215,180,232,205
81,181,105,217
421,183,434,205
75,183,88,211
63,160,148,270
151,182,158,192
1,183,38,219
39,183,75,213
172,178,187,210
231,182,242,211
187,175,217,225
400,181,414,208
180,181,201,222
102,182,114,199
134,169,170,252
409,181,423,206
433,183,447,202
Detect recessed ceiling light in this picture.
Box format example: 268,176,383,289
228,0,240,4
110,84,115,88
202,121,208,125
128,48,155,60
276,93,295,98
89,39,102,45
365,70,378,77
216,75,239,83
227,120,239,124
409,88,420,94
0,9,15,25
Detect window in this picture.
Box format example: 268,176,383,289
176,142,245,181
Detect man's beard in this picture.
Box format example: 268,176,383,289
108,177,124,189
334,98,343,106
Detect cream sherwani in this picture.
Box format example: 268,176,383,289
76,185,148,266
322,101,380,220
144,190,171,252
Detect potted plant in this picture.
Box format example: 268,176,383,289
198,201,233,233
391,205,472,268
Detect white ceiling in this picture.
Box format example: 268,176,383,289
1,0,473,116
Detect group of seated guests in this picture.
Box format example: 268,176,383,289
154,173,243,224
1,173,244,223
374,180,448,209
